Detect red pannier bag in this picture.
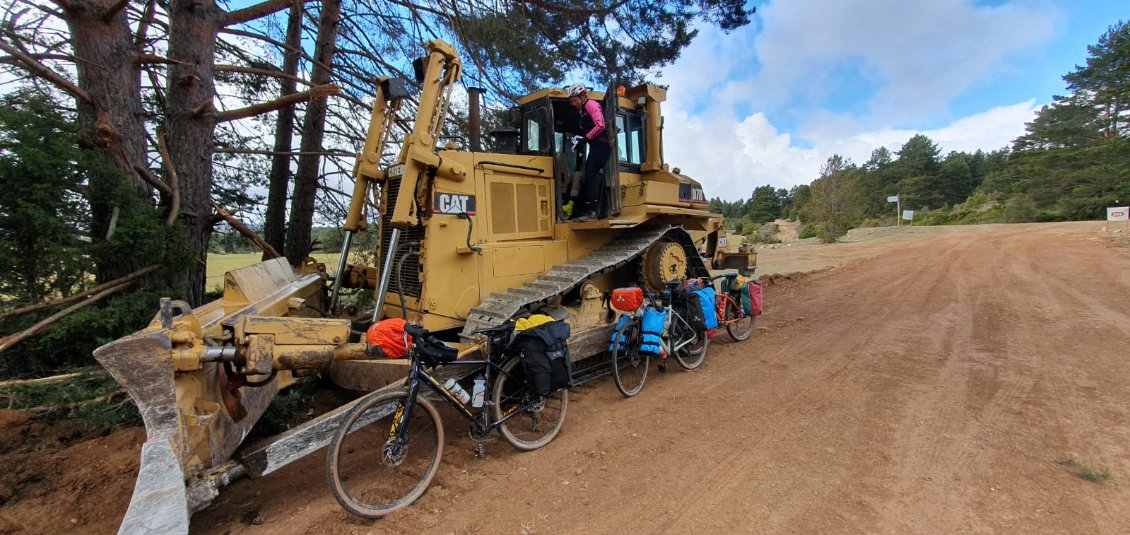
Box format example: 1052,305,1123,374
743,281,763,316
611,287,644,313
366,318,413,359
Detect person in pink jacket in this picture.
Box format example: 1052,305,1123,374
566,83,611,222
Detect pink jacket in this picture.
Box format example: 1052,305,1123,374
583,99,606,141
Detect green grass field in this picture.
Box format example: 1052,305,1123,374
206,252,341,292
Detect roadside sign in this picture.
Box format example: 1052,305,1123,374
1107,207,1129,221
887,195,899,203
902,210,914,221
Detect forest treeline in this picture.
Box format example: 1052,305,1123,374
713,20,1129,243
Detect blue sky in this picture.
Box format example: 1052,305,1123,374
655,0,1127,199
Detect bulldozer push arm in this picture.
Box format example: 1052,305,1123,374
333,40,464,316
351,39,465,228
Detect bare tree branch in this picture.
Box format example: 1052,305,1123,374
214,83,339,123
134,0,157,49
215,63,306,85
0,265,159,323
135,53,189,65
157,130,181,226
213,205,281,258
133,163,172,197
0,38,90,103
226,0,310,28
0,282,135,353
213,147,353,156
0,52,72,64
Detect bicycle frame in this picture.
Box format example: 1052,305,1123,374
710,274,748,326
388,347,528,447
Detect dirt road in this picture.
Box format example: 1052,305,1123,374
5,222,1130,534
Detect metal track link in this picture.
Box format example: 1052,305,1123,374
459,225,709,341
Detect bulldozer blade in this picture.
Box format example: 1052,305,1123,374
94,332,190,534
93,259,325,533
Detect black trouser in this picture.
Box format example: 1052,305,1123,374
578,139,611,216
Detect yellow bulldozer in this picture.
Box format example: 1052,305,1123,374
95,40,755,532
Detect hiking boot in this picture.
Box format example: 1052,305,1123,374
571,211,597,222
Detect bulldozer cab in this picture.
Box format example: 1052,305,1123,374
511,85,629,220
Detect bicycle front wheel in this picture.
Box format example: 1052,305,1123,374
725,298,755,341
494,356,568,450
326,391,444,519
611,318,648,397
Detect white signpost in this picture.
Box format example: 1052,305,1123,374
888,195,901,226
1105,206,1129,231
902,210,915,225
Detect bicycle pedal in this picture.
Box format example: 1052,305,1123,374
658,363,668,373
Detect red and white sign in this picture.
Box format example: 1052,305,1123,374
1107,207,1129,222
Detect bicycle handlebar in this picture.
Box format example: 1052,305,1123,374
404,323,430,339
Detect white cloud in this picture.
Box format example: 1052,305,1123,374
652,0,1057,200
662,98,1039,198
750,0,1058,122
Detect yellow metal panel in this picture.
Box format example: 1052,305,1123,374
516,183,539,232
644,181,680,205
493,245,545,278
484,171,553,242
489,182,516,234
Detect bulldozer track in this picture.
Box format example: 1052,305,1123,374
459,225,710,341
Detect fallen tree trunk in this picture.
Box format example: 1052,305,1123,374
0,265,158,323
0,281,134,353
27,390,128,416
0,369,107,389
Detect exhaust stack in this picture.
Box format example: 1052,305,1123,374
468,86,484,152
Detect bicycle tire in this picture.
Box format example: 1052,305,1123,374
326,390,444,519
673,310,708,370
494,356,569,450
611,317,648,397
725,297,755,341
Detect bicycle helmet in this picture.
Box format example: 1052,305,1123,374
567,83,587,97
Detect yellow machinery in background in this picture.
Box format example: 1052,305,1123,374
94,40,755,533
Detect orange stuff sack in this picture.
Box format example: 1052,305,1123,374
367,318,412,359
611,287,644,312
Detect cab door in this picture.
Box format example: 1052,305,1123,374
603,83,621,217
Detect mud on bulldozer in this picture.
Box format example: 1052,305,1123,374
94,39,756,532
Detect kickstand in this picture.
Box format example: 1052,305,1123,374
474,440,486,459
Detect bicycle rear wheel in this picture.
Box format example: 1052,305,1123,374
611,318,648,397
326,391,444,519
725,298,755,341
494,356,568,450
673,312,708,370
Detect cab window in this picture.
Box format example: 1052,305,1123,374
523,108,549,153
616,112,645,166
